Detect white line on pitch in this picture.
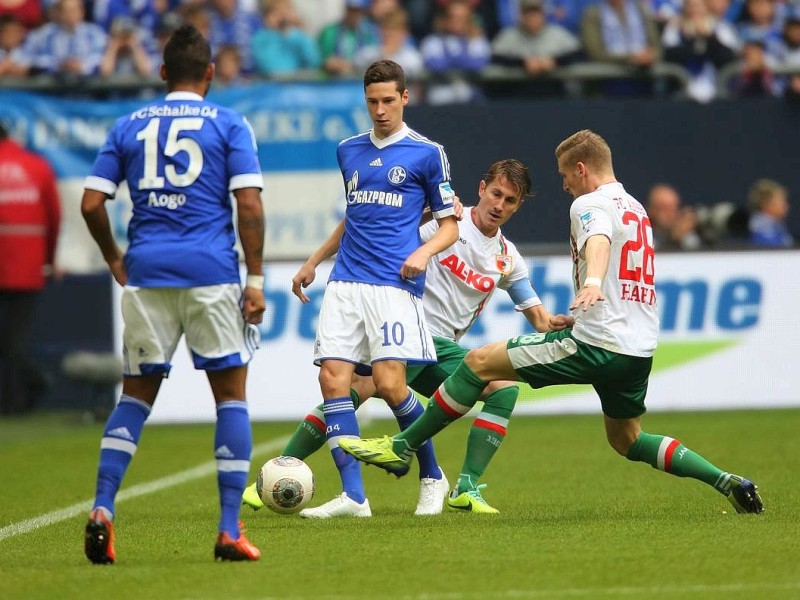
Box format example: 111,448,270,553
259,581,800,600
0,436,289,542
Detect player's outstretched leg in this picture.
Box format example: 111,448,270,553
449,386,518,514
626,432,764,513
85,394,151,564
341,361,486,471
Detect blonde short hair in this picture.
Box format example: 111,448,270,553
555,129,613,172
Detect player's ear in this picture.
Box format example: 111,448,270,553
159,63,167,82
401,88,409,106
206,63,215,83
478,179,486,196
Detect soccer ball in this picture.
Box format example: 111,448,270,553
256,456,315,514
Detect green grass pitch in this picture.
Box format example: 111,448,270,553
1,408,798,599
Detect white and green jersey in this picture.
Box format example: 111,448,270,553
420,207,540,342
569,182,659,357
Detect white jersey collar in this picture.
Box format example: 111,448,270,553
370,124,409,149
596,181,623,193
165,91,204,101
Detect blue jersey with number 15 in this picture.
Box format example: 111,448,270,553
331,125,456,297
85,91,263,288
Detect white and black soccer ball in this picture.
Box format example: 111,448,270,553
256,456,315,514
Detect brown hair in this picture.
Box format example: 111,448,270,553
555,129,613,172
363,59,406,93
484,159,531,200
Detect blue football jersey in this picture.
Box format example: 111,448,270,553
331,125,456,296
85,91,263,287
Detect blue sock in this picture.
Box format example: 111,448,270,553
323,396,365,504
93,395,151,517
215,400,251,538
393,391,441,480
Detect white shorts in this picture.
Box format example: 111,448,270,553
313,281,436,373
120,284,259,376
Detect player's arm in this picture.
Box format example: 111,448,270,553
507,278,575,332
235,186,266,324
570,234,610,311
419,195,463,226
81,189,126,286
291,218,345,303
401,215,458,279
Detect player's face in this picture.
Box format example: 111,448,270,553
557,157,587,199
473,175,523,236
365,82,408,139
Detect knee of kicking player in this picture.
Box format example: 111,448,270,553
464,342,516,382
604,416,641,457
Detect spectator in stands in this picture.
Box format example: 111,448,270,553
661,0,740,102
0,0,43,30
647,183,704,250
403,0,435,41
734,0,783,53
318,0,379,77
208,0,261,75
12,0,107,77
580,0,662,69
372,0,402,23
0,14,27,77
355,8,423,76
251,0,320,78
291,0,345,38
491,0,582,76
706,0,735,22
98,16,156,78
775,6,800,98
182,4,212,42
421,0,492,104
215,43,249,85
747,178,793,247
0,121,61,415
728,34,780,96
91,0,163,39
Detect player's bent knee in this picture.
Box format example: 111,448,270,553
606,431,636,456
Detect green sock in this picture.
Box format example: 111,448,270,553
626,431,729,491
456,386,518,494
283,390,361,459
393,361,485,458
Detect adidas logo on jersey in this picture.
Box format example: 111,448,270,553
369,157,383,167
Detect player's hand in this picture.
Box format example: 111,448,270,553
452,195,464,220
106,255,127,286
243,287,266,324
291,262,317,303
400,249,429,280
548,313,575,330
570,285,605,312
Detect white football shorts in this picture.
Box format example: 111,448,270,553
120,283,259,376
313,280,436,373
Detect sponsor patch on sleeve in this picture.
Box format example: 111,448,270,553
579,210,595,232
438,182,455,205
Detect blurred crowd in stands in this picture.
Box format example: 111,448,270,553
1,0,800,102
647,178,794,250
